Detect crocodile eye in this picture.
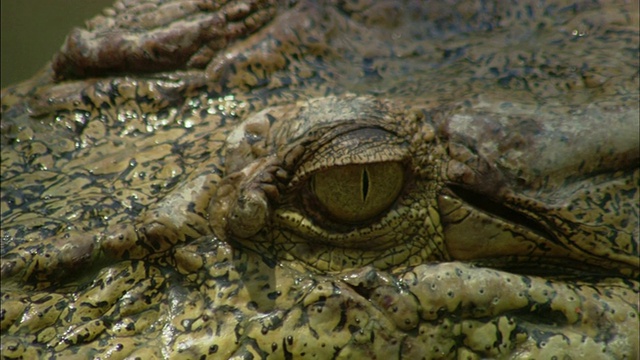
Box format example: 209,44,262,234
311,162,404,223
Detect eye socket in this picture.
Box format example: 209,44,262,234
310,162,404,223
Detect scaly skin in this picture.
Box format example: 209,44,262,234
1,0,638,358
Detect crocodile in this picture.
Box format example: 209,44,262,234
1,0,638,358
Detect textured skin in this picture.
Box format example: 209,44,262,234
1,0,639,359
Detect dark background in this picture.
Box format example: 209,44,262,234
1,0,113,88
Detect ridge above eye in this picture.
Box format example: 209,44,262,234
310,162,404,223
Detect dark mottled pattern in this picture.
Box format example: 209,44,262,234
1,0,638,358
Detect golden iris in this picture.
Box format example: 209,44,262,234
311,162,404,223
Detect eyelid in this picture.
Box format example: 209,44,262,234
288,127,408,187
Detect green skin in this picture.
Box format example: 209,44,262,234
1,0,638,359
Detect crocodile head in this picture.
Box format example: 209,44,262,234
1,0,638,358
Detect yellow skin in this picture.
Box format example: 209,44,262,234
1,0,638,359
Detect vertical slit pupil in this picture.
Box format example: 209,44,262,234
362,167,370,202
